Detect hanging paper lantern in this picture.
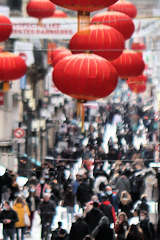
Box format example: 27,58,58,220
27,0,56,20
69,25,125,61
51,10,68,18
50,47,70,64
111,50,145,78
108,0,137,18
131,42,146,51
50,0,119,12
91,11,134,40
51,48,72,67
127,75,147,93
53,53,118,101
0,15,12,42
0,52,27,81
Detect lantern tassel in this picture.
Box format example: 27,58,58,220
81,103,85,133
77,100,85,132
38,18,43,27
77,101,81,119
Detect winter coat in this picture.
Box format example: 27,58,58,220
93,217,115,240
0,208,18,230
107,193,119,213
26,194,40,211
13,203,30,228
69,218,89,240
85,207,104,233
115,221,129,240
76,181,93,207
99,200,116,224
35,183,50,198
140,219,155,240
39,199,56,224
116,176,131,196
63,189,75,207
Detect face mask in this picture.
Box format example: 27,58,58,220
3,207,7,211
107,191,112,195
46,189,51,193
40,180,45,184
30,189,35,193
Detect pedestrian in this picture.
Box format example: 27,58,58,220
76,174,93,209
105,185,119,213
125,224,144,240
26,185,40,231
99,195,116,224
62,184,75,226
115,212,129,240
84,201,104,233
139,210,155,240
91,216,115,240
119,191,133,219
0,201,18,240
53,229,69,240
69,214,89,240
39,193,56,240
51,221,68,240
35,177,50,201
13,196,30,240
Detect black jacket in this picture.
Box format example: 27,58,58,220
0,209,18,229
69,218,89,240
95,224,115,240
76,181,92,207
39,200,56,224
140,219,155,240
85,207,104,233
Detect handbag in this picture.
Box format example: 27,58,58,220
24,208,30,227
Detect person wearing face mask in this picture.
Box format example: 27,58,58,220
35,178,50,200
139,210,155,240
134,195,150,216
39,193,56,240
26,185,40,232
0,201,18,240
105,185,119,213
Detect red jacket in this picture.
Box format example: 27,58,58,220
100,200,117,224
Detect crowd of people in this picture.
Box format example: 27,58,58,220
0,91,159,240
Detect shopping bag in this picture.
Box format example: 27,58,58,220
24,213,31,227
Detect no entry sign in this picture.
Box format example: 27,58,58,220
14,128,25,139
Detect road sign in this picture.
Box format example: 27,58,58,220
13,138,25,144
14,128,25,139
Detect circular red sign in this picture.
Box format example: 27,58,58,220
14,128,25,139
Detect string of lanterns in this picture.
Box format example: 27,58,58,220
0,0,148,124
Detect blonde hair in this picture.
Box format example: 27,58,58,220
15,196,25,206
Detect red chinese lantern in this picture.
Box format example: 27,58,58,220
50,47,69,64
91,11,135,40
52,53,118,101
69,25,125,61
131,42,146,51
108,0,137,18
27,0,56,20
51,49,72,67
51,10,68,18
111,50,145,78
127,75,147,93
50,0,119,12
0,15,12,42
0,52,27,81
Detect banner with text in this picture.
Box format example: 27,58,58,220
10,17,77,40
